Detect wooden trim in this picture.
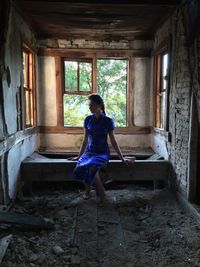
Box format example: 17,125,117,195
38,125,151,134
55,56,63,127
152,39,169,56
22,42,37,128
128,57,134,126
0,128,37,157
33,51,37,127
155,54,161,128
38,48,152,58
93,54,97,92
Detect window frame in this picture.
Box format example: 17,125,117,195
38,49,151,135
63,58,93,95
22,43,36,129
61,55,129,129
154,47,170,131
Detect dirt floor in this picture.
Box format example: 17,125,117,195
1,182,200,267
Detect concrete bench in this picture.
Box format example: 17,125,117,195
21,153,171,195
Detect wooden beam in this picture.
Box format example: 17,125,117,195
15,0,181,6
37,48,152,57
0,128,37,157
0,211,54,229
37,125,151,134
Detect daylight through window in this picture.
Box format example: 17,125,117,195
63,58,127,127
23,46,35,127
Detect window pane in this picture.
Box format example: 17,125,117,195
79,62,92,91
63,94,90,127
97,59,127,127
159,53,168,129
23,52,28,88
25,90,31,125
29,53,33,89
162,53,168,90
64,61,78,91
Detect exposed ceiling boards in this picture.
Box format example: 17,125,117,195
13,0,181,41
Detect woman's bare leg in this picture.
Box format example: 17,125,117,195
94,171,106,200
84,184,91,198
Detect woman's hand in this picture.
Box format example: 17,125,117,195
68,156,80,161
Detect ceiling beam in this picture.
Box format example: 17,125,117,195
13,0,181,6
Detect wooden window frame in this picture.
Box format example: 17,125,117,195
63,58,93,95
154,47,169,131
62,56,129,129
22,43,36,129
38,48,151,134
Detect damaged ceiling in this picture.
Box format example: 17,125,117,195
13,0,182,41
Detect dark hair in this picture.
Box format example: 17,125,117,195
88,94,106,115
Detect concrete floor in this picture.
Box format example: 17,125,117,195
1,183,200,267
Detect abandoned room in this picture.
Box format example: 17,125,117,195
1,0,200,266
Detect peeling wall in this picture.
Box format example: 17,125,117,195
8,135,37,198
0,4,38,203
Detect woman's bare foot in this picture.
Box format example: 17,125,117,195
83,192,92,200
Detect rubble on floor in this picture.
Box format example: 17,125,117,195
1,183,200,267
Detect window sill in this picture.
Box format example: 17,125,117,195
38,126,151,135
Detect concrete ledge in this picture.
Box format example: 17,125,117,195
21,157,170,195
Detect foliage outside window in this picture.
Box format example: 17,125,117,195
63,58,127,127
155,52,169,129
23,46,35,127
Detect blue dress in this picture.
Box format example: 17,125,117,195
73,113,115,185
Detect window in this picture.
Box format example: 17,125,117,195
155,51,169,129
63,58,127,127
22,45,35,127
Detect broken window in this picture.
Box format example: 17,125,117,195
63,58,127,127
154,52,169,129
22,45,35,127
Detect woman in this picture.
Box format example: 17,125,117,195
71,94,133,201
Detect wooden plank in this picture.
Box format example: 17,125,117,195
97,201,126,266
0,235,12,264
0,212,54,229
37,48,152,57
75,201,98,266
0,128,37,157
55,56,63,127
15,0,181,5
37,125,151,134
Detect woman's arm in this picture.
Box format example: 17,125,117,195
108,131,134,165
77,128,88,159
108,130,124,161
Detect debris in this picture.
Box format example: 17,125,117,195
70,254,81,265
29,253,39,262
52,245,64,255
0,234,12,264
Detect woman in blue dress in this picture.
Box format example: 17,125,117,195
71,94,132,200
